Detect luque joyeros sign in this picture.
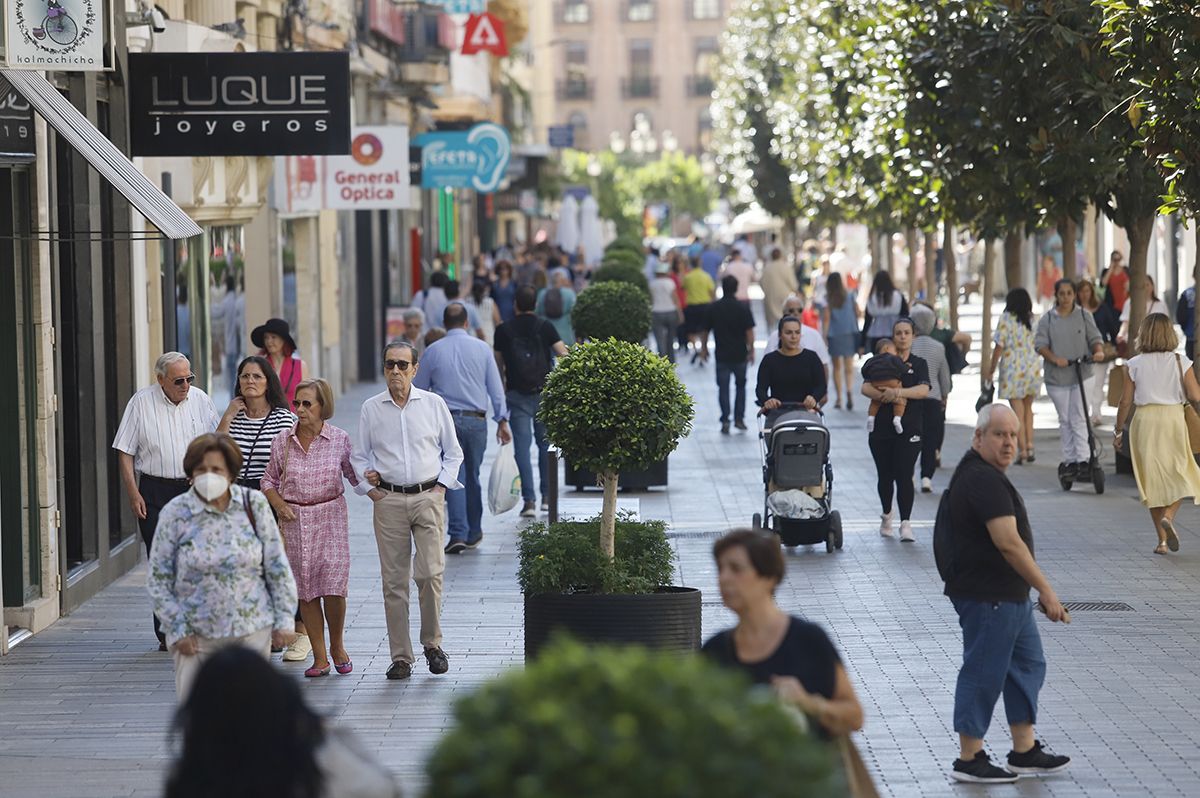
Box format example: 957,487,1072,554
414,123,511,194
4,0,107,70
127,51,351,157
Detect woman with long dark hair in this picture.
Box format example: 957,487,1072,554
861,271,907,354
984,289,1041,463
860,318,930,541
218,356,297,491
822,272,860,409
492,260,518,324
165,645,399,798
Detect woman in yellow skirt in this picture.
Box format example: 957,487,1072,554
1115,313,1200,554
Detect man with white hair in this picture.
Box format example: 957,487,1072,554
934,404,1071,783
766,294,832,377
113,352,220,650
402,307,426,355
536,268,577,345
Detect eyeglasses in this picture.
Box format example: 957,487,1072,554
172,375,196,387
238,373,265,382
384,359,412,372
293,399,316,409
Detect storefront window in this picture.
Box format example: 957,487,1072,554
281,220,299,332
206,226,245,403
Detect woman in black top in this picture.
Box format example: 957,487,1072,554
702,530,864,739
860,318,931,542
756,316,827,423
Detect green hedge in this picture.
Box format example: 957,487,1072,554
571,281,652,343
591,261,649,294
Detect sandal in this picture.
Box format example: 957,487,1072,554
335,660,354,675
1161,518,1181,552
1025,449,1036,463
304,664,331,678
1154,543,1169,555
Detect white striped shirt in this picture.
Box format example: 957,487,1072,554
227,407,297,481
112,385,220,479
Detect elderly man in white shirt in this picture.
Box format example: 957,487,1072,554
353,340,464,682
113,351,219,650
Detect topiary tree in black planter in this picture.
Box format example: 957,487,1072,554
593,259,649,293
425,639,844,797
539,338,693,558
571,281,652,344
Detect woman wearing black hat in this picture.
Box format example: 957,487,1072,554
252,318,303,408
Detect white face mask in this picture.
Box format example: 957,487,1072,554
193,473,230,502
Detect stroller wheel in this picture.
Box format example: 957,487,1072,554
752,512,762,532
825,532,835,554
1092,467,1105,494
830,511,844,550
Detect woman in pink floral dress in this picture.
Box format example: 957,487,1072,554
262,378,360,678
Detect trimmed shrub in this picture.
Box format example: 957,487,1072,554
592,260,649,294
517,514,674,595
572,281,652,343
424,639,844,798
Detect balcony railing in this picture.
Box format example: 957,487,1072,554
556,78,594,101
390,5,453,64
621,76,659,99
623,0,655,23
687,74,715,97
555,0,590,24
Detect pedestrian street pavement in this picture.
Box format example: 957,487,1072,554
6,299,1200,797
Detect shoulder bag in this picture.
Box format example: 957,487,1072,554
1174,354,1200,454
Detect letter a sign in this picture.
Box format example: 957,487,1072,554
461,12,508,57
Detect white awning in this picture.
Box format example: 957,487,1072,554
1,70,201,240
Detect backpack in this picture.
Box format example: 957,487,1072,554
543,287,565,319
508,324,552,392
932,464,964,583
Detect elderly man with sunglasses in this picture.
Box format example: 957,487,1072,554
353,340,464,681
113,351,220,650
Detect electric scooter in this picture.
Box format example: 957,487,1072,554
1058,355,1105,494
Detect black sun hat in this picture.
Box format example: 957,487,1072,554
251,318,297,353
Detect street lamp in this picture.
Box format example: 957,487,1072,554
586,156,602,177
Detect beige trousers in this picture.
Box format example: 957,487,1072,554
373,491,446,665
172,627,271,701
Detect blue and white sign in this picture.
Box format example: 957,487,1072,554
424,0,484,12
414,123,511,193
548,124,575,149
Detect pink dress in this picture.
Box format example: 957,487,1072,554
261,423,358,601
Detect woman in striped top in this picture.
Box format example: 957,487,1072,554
218,356,297,491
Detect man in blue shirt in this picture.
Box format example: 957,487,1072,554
1177,283,1196,360
700,243,724,284
415,304,511,553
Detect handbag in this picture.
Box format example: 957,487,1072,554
1107,364,1126,407
1174,355,1200,454
975,381,994,413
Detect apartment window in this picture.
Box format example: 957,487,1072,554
561,0,589,24
630,39,652,81
690,37,718,96
568,111,589,150
689,0,720,20
626,0,654,23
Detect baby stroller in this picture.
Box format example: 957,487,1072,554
751,405,844,553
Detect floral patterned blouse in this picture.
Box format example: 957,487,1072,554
147,485,297,646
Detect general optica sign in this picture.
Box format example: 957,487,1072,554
274,125,411,213
414,122,510,194
127,51,351,157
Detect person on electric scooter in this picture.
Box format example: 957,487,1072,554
1034,279,1106,483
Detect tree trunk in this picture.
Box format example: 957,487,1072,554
924,230,937,300
906,228,920,302
886,231,897,277
600,472,619,560
1125,214,1155,352
944,223,959,331
868,228,881,276
981,238,997,386
781,218,796,264
1004,225,1024,291
1059,215,1078,281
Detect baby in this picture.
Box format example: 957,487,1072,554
861,339,907,434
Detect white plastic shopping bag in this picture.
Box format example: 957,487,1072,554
487,443,522,515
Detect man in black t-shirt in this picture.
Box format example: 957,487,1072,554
705,275,757,434
935,404,1072,784
494,286,569,517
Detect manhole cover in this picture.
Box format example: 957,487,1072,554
1061,601,1135,612
666,530,724,540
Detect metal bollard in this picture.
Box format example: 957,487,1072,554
547,446,559,524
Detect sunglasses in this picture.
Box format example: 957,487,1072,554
293,399,317,409
172,375,196,386
384,359,413,372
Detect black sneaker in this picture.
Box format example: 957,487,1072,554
444,540,467,555
385,660,412,680
465,534,483,549
734,419,748,431
951,751,1018,783
424,646,449,675
1007,740,1070,775
720,422,730,435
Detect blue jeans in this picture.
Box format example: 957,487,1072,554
715,360,748,424
951,597,1046,739
507,390,547,503
446,414,487,544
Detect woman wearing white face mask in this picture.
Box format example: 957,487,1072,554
148,432,298,700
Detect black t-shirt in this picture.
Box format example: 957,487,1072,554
493,315,561,394
867,354,930,440
702,617,842,735
755,349,827,407
940,449,1034,602
705,297,756,364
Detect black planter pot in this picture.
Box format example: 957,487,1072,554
565,457,669,491
524,586,702,660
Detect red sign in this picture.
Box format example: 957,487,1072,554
461,12,508,56
368,0,406,46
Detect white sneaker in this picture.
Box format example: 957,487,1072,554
900,521,915,542
282,633,312,662
921,477,933,493
880,513,894,537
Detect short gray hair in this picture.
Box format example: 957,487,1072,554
383,339,419,363
402,307,425,325
155,352,189,376
976,403,1019,434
